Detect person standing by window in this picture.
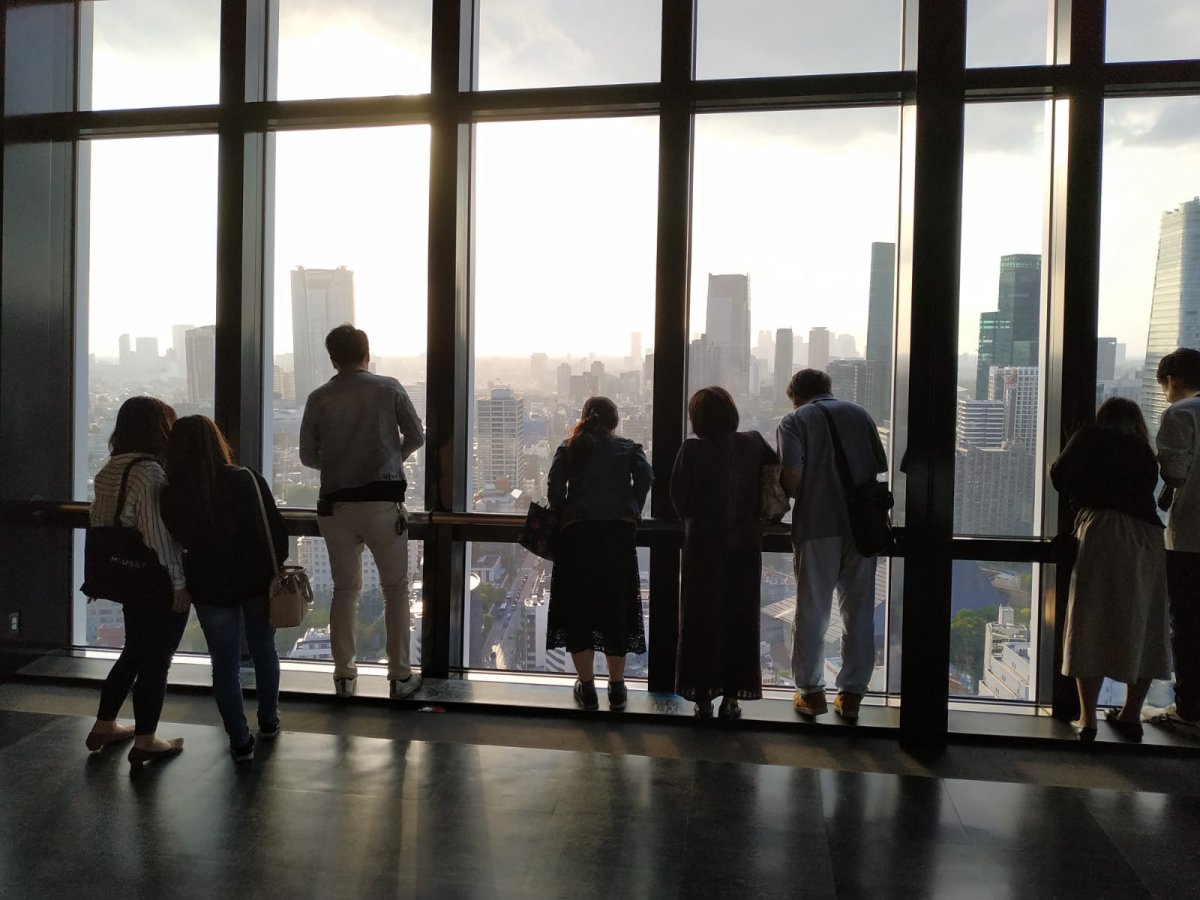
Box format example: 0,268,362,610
547,397,653,711
162,416,288,762
84,396,191,767
299,324,425,700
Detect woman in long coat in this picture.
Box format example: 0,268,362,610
671,386,779,718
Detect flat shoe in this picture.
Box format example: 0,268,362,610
718,699,742,719
85,728,134,752
128,739,184,768
1104,708,1144,742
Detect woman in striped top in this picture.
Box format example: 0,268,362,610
85,396,192,767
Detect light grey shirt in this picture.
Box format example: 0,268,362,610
299,369,425,498
1157,392,1200,552
777,395,888,543
90,454,187,589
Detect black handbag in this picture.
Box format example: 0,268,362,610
814,402,894,557
518,501,560,561
80,456,173,606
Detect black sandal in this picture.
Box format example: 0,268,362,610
1104,708,1144,742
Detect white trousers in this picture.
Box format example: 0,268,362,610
791,533,877,696
318,501,411,681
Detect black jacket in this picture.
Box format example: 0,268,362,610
161,466,289,607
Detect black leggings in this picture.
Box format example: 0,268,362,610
96,603,188,735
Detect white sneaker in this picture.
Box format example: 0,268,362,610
390,674,422,700
334,676,357,699
1142,703,1200,735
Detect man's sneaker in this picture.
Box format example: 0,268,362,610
573,679,599,710
258,719,281,740
608,680,627,711
334,676,357,699
793,689,828,717
834,692,863,722
231,735,255,763
390,674,423,700
1142,703,1200,735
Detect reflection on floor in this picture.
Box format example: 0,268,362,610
2,685,1200,898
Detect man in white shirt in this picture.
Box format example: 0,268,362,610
1144,347,1200,735
778,369,888,721
299,325,425,701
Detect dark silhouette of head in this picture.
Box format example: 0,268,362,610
688,386,740,438
109,396,177,459
786,369,833,406
166,415,235,521
1095,397,1149,445
326,323,370,370
566,396,620,471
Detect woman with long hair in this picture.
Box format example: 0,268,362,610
546,397,653,710
671,387,779,718
84,396,190,767
162,416,288,762
1051,397,1172,742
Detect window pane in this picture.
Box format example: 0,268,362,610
955,102,1048,538
77,135,218,648
966,0,1051,69
4,2,74,115
471,118,658,512
464,542,649,678
950,561,1036,700
267,127,430,512
274,0,432,101
1107,0,1200,63
696,0,902,80
81,0,220,110
477,0,661,91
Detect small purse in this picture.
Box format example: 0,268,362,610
760,463,791,521
247,468,313,628
518,501,560,561
81,456,174,606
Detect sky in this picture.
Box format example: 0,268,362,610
78,0,1200,368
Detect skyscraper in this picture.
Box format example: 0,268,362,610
808,327,831,372
171,324,194,378
976,254,1041,399
291,266,355,404
630,332,642,365
865,242,896,422
118,334,133,369
1096,337,1117,382
774,327,794,402
476,387,527,493
185,325,215,406
956,400,1005,449
828,358,871,408
1141,198,1200,428
704,274,751,396
556,362,572,398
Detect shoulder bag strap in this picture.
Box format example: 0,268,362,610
244,467,281,578
113,455,156,527
813,402,856,497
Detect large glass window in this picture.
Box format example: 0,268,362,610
266,126,430,511
950,561,1036,700
1106,1,1200,63
955,102,1049,540
81,0,220,110
966,0,1051,69
75,134,219,648
273,0,432,101
477,0,661,91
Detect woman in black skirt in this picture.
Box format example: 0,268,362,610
547,397,653,710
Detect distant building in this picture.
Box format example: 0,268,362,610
171,324,194,378
476,387,527,493
291,266,355,404
828,358,871,409
976,254,1041,399
979,606,1031,701
956,400,1005,449
954,445,1035,535
185,325,215,406
556,362,571,398
1097,337,1117,382
808,327,831,372
988,366,1038,449
704,273,752,397
865,241,896,422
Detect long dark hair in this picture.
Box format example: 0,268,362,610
566,396,619,471
1096,397,1150,445
109,396,177,459
166,415,235,522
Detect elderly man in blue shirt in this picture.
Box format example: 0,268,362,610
778,368,888,721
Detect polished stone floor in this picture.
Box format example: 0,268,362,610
2,694,1199,899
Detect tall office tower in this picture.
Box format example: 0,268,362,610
831,333,858,358
774,327,794,401
953,445,1035,535
135,336,159,365
756,330,775,367
828,359,870,408
988,366,1038,449
118,334,133,369
291,266,355,404
704,273,751,396
956,400,1006,449
185,325,215,405
590,360,605,379
476,388,527,493
809,327,831,372
556,362,571,397
530,353,548,384
171,324,194,378
630,332,642,365
1096,337,1118,382
643,352,654,389
865,242,896,422
793,333,807,367
976,254,1041,399
1142,198,1200,429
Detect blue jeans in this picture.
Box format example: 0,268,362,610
195,596,280,747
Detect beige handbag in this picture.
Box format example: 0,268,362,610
247,469,313,628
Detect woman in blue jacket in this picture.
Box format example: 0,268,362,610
547,397,653,711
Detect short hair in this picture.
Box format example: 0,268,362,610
325,324,369,368
1156,348,1200,389
1095,397,1149,445
688,386,739,438
786,369,832,403
109,396,177,458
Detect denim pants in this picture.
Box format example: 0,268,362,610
96,603,188,735
195,596,280,747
